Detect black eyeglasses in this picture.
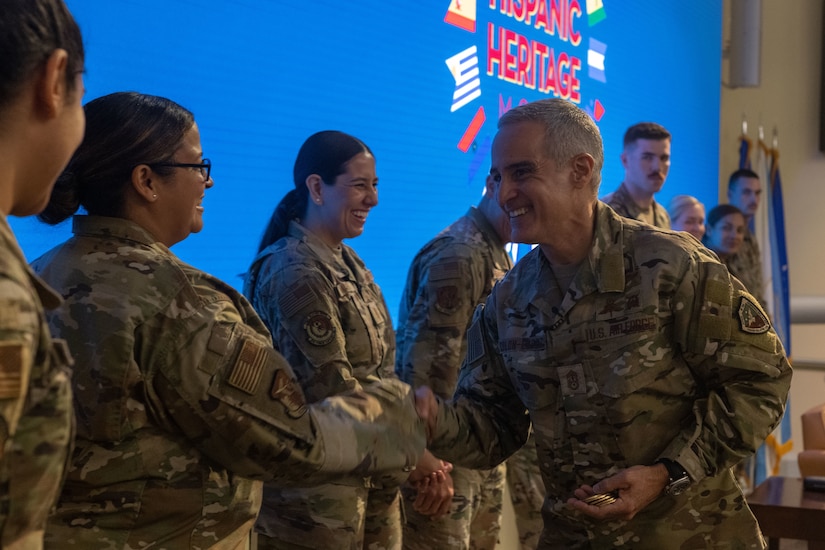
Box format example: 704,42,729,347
149,158,211,181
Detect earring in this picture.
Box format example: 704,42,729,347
152,194,157,199
315,198,321,204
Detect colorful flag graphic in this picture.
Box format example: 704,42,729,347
588,38,607,82
586,0,606,26
446,45,481,112
457,106,486,152
444,0,476,33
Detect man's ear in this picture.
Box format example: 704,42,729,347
131,164,158,202
305,174,324,205
35,49,70,119
571,153,595,189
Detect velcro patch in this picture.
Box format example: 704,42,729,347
434,285,462,315
500,336,546,353
466,318,485,365
271,369,308,418
558,364,587,396
0,342,24,399
303,311,335,346
279,282,318,318
430,261,462,281
227,340,266,394
738,296,770,334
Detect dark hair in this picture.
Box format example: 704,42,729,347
705,203,744,229
0,0,84,109
256,130,373,252
623,122,671,148
728,168,759,192
498,98,604,193
38,92,195,224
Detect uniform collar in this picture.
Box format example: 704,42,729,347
0,212,63,309
72,215,168,250
506,202,625,324
466,206,513,270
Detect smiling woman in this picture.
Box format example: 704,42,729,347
244,131,451,549
28,96,426,548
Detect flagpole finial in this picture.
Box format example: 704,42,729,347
742,115,748,135
772,126,779,149
758,124,765,141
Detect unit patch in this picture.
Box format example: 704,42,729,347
304,311,335,346
271,369,307,418
435,285,462,315
738,296,770,334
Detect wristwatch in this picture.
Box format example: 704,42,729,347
655,458,691,496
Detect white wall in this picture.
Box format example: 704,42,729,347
720,0,825,465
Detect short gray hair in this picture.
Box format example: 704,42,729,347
498,98,604,193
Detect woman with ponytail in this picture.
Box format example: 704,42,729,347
245,131,451,550
31,95,425,549
0,1,83,546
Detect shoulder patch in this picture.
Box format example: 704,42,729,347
271,369,307,418
430,261,462,281
279,282,318,318
466,318,485,365
227,340,266,394
434,284,462,315
738,296,770,334
303,311,336,346
0,341,24,399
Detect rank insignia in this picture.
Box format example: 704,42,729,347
738,296,770,334
558,364,587,396
304,311,335,346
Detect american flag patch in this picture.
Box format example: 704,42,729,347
430,261,462,281
279,282,317,318
466,319,485,365
228,340,266,395
0,342,24,399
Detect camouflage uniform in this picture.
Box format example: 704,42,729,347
428,202,791,550
31,215,423,550
396,207,522,550
726,229,766,308
245,220,404,550
602,182,671,229
0,214,73,550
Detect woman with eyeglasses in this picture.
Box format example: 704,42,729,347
31,92,425,549
245,131,452,550
0,1,84,547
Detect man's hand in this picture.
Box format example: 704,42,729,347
566,464,669,521
412,469,454,519
414,386,438,442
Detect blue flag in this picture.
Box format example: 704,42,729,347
764,145,793,472
738,132,793,488
745,137,793,488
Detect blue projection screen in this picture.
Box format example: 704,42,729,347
11,0,722,324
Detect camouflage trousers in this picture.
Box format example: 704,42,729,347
401,462,505,550
255,483,402,550
506,434,545,550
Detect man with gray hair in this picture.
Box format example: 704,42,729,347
416,98,791,549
